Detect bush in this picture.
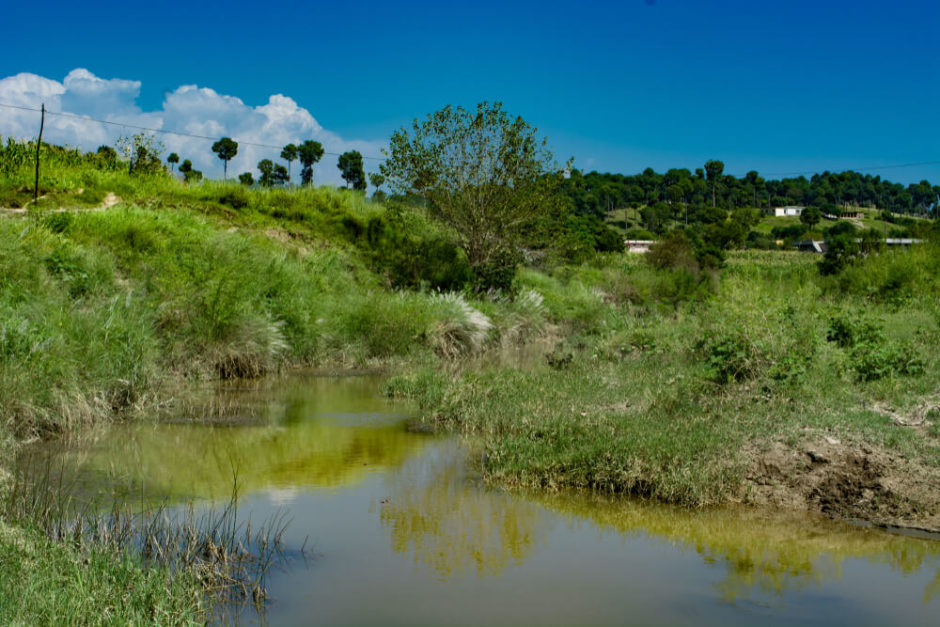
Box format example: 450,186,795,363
745,230,778,250
218,187,250,209
826,315,924,381
365,211,471,290
471,249,521,293
819,234,860,275
623,227,656,240
826,221,857,237
849,342,924,382
698,330,768,385
825,242,940,303
826,315,883,348
647,232,699,273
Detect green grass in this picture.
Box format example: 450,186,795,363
0,520,204,624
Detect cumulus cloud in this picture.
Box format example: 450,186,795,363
0,69,385,185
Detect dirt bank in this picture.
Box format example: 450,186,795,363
745,434,940,533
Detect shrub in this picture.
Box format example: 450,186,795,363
745,231,777,250
364,210,471,291
43,212,73,234
698,330,768,385
218,187,250,209
647,231,699,273
826,315,924,381
826,315,883,348
819,234,860,275
849,342,924,382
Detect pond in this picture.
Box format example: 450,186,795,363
22,374,940,625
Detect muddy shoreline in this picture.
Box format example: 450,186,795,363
745,436,940,534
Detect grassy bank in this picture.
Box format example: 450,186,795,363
0,190,537,438
0,520,204,624
387,246,940,528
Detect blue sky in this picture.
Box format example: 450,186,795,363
0,0,937,183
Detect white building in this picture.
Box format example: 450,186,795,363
772,206,804,217
624,240,656,253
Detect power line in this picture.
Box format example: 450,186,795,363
764,160,940,178
0,101,387,161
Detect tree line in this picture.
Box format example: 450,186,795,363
164,137,375,191
562,164,939,221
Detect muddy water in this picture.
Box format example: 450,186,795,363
25,374,940,625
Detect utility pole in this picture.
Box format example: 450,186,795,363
34,103,45,202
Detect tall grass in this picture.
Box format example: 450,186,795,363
2,459,304,623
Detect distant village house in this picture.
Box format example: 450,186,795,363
624,240,656,253
771,206,804,217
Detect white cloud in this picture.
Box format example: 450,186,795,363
0,68,385,185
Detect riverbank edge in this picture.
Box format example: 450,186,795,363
425,417,940,535
388,364,940,536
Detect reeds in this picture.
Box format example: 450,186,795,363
3,458,307,615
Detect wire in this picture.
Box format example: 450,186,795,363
764,160,940,177
0,101,387,161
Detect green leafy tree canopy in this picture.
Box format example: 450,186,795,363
117,133,165,176
211,137,239,179
338,150,366,191
800,206,822,229
258,159,289,187
298,140,325,185
281,143,298,182
704,159,724,207
380,101,566,289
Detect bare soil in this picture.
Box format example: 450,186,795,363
744,434,940,533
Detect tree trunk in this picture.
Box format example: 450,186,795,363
34,104,44,201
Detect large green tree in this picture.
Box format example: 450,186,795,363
258,159,275,186
281,143,298,183
178,159,203,183
381,102,565,289
800,205,822,230
338,150,366,190
167,152,179,173
368,172,385,191
258,159,288,187
211,137,238,179
704,159,724,207
298,140,325,185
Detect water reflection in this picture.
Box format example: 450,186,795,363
377,451,940,603
379,443,546,578
26,374,425,503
